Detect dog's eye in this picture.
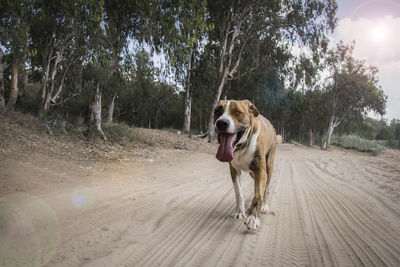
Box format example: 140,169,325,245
214,108,222,117
234,110,243,116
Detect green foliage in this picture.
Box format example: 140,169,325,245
385,139,399,149
1,0,397,149
331,134,386,156
325,42,387,119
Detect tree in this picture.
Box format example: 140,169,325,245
322,41,387,149
29,0,103,113
0,0,31,110
149,0,209,133
206,0,337,140
102,0,153,123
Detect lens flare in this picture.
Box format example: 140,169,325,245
88,157,148,202
71,187,96,210
0,193,60,266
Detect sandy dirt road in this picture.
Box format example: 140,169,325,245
1,144,400,266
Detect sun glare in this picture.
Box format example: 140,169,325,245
371,25,388,43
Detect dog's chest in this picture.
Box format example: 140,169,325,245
231,129,260,172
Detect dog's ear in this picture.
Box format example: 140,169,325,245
245,100,259,117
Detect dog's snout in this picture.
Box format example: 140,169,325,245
216,119,230,131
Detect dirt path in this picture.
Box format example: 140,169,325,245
1,144,400,266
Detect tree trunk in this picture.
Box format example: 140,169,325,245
105,53,119,123
107,91,117,123
309,129,313,147
6,61,18,109
43,91,52,112
41,36,71,112
91,83,107,140
207,71,228,141
183,49,193,134
183,86,192,133
198,108,202,133
0,49,5,112
323,115,335,150
155,106,162,129
41,46,53,107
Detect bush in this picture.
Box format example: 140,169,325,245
385,139,399,149
331,134,386,156
102,122,154,146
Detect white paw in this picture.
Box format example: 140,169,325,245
260,203,275,215
244,215,260,231
233,209,246,219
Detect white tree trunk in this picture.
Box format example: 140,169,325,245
6,61,18,109
107,91,117,123
92,83,107,140
183,92,191,133
324,115,335,150
105,55,119,123
183,49,193,134
207,69,229,141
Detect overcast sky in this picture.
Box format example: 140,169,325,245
333,0,400,121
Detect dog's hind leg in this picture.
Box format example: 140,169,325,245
230,165,246,219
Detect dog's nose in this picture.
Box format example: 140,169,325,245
216,119,230,131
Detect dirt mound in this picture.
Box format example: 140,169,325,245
0,112,216,166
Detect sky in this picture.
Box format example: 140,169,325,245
333,0,400,121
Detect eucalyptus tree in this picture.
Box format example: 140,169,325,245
322,41,387,149
102,0,153,123
0,0,31,110
205,0,337,140
292,55,327,145
150,0,209,133
28,0,103,113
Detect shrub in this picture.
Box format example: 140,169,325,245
102,122,154,146
385,139,399,149
331,134,386,156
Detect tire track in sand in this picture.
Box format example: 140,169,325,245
55,145,400,267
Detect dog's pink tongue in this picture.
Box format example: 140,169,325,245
216,133,235,162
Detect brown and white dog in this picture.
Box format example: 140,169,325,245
214,100,277,231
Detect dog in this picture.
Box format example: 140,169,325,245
214,100,277,231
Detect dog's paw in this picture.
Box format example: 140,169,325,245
260,203,276,215
244,215,260,231
233,209,246,219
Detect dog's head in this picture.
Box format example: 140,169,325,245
213,100,259,162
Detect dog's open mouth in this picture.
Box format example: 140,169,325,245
216,127,246,162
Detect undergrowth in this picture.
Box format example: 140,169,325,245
331,134,386,156
102,122,154,146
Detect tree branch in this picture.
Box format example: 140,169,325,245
50,91,80,106
333,119,341,128
51,53,76,103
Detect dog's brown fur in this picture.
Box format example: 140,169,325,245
214,100,277,230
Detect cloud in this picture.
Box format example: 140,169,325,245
331,16,400,120
379,60,400,120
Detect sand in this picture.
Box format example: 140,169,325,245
1,144,400,266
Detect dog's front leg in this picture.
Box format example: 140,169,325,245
230,165,246,219
244,166,266,231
